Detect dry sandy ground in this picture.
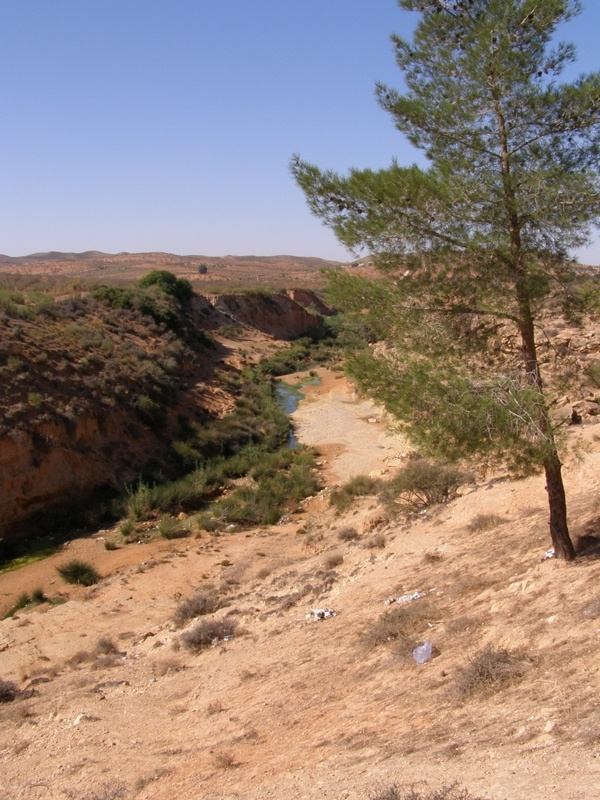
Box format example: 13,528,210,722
288,368,411,485
1,371,600,800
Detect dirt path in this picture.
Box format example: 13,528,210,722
288,367,410,484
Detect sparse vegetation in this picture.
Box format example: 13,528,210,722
365,533,386,550
95,636,120,656
330,474,381,513
467,514,505,533
368,784,491,800
381,459,471,513
3,588,48,618
324,552,344,569
452,645,532,701
337,526,360,541
213,749,237,770
362,599,437,655
157,515,189,540
180,617,238,653
0,679,18,703
56,559,100,586
173,592,223,628
581,596,600,620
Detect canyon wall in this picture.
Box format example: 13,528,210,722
0,290,328,538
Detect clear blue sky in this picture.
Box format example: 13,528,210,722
1,1,599,263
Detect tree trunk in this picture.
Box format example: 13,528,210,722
516,289,576,560
492,91,576,560
544,450,576,560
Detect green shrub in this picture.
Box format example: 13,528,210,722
134,394,166,430
119,518,135,537
157,515,188,539
330,475,381,513
138,270,193,302
381,458,470,512
56,559,100,586
31,587,46,603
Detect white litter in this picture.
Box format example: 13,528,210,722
385,591,426,606
541,548,556,561
413,641,433,664
306,608,337,621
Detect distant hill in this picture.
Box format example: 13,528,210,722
0,251,348,289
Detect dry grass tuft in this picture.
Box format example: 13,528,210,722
451,644,532,701
154,657,185,677
173,591,222,628
95,636,120,656
256,567,271,579
445,616,483,635
422,549,443,563
213,749,237,769
362,598,437,655
365,533,386,549
206,700,224,716
581,596,600,620
63,784,127,800
369,784,490,800
180,617,237,653
337,526,360,541
467,514,505,533
324,552,344,569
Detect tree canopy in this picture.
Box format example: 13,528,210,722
292,0,600,559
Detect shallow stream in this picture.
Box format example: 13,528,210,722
276,376,320,447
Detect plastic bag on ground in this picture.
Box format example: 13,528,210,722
413,641,433,664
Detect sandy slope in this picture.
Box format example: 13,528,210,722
1,372,600,800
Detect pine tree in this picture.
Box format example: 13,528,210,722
292,0,600,559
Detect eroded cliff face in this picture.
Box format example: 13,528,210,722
210,292,323,339
0,412,163,536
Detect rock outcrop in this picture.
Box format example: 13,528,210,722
210,292,323,339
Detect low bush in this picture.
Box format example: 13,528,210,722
451,644,532,701
0,679,18,703
324,552,344,569
173,592,222,628
95,636,121,656
365,533,386,549
467,513,505,533
337,526,360,541
180,617,238,653
56,559,100,586
329,475,381,513
362,599,437,653
119,518,135,537
157,515,189,539
368,784,491,800
3,588,49,618
381,458,471,513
